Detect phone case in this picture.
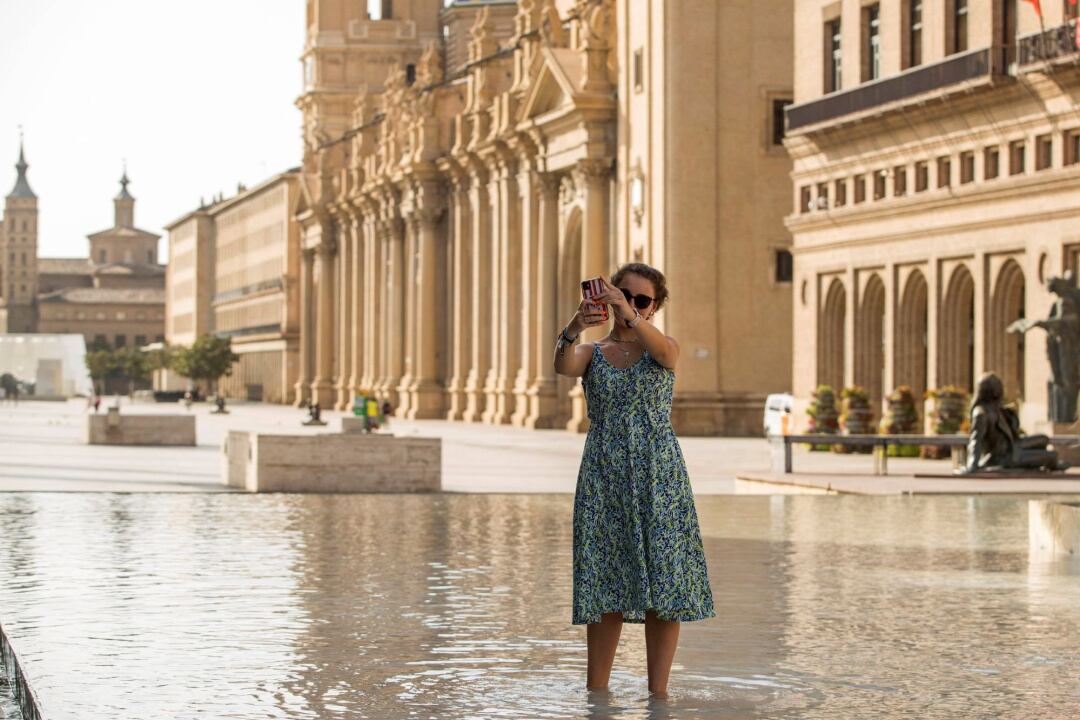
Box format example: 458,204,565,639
581,277,609,321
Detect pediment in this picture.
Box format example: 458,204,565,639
520,47,582,121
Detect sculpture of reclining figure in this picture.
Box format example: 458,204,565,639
963,373,1069,474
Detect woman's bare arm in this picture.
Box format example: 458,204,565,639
554,299,607,377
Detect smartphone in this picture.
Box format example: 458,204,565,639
581,277,609,322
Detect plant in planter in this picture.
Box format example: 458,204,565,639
806,385,839,451
922,385,969,459
880,385,920,457
838,386,874,453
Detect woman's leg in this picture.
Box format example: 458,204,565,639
644,611,680,697
586,612,624,689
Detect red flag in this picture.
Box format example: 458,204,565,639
1023,0,1042,14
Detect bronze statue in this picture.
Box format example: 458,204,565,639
1008,271,1080,423
963,373,1067,473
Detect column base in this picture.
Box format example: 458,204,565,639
396,374,414,417
462,370,484,423
334,380,351,412
481,371,507,425
670,392,767,437
445,378,466,421
407,379,446,420
525,379,560,429
292,380,311,408
509,371,530,427
309,379,335,408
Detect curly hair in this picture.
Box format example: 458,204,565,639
611,263,670,312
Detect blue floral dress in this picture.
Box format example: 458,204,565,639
572,343,715,625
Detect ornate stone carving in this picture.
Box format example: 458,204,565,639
538,0,567,48
417,42,444,87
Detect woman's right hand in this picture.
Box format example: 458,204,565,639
570,300,606,336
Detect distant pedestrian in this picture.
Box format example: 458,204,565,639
554,263,714,699
93,395,102,414
183,390,193,411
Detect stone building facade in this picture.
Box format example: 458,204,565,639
293,0,794,435
164,171,301,403
786,0,1080,432
0,144,166,360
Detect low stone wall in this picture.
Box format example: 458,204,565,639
84,411,196,446
224,431,440,493
1029,500,1080,557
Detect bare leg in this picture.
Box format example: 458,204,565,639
586,612,624,689
644,611,680,698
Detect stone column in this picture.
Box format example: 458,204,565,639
567,159,612,433
463,164,491,423
488,153,519,425
481,160,503,424
335,218,353,411
526,173,560,428
397,217,417,417
292,247,316,407
348,210,363,404
511,163,538,427
408,203,447,419
445,177,472,421
309,236,336,407
360,211,382,395
384,218,406,411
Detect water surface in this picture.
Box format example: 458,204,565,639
0,493,1078,718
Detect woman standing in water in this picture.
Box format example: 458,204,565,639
553,263,715,698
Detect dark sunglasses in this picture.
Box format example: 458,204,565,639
620,287,654,310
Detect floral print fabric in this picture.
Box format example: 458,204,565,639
572,343,716,625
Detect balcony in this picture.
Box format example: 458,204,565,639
787,48,1001,133
1017,23,1080,68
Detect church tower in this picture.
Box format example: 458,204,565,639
0,138,39,333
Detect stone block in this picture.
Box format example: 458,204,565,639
84,412,196,446
1029,500,1080,557
223,431,441,493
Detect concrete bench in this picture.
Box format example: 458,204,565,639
84,409,196,446
224,431,440,493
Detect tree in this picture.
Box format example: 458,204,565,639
170,334,239,397
118,348,151,397
85,349,117,395
0,373,17,396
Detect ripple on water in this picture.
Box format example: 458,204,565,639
0,493,1078,718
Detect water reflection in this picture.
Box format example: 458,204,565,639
0,494,1077,718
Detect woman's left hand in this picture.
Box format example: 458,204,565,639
596,276,635,322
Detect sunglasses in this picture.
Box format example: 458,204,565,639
620,287,655,310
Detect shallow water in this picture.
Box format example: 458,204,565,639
0,493,1078,718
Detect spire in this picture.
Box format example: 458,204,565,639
116,161,133,200
7,131,36,199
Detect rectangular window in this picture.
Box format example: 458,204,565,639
800,185,812,213
135,335,147,347
907,0,923,68
893,166,907,196
772,99,792,146
1036,134,1053,171
115,335,127,348
826,19,843,93
1009,140,1026,175
816,182,829,210
873,169,886,200
99,249,107,263
953,0,969,54
775,249,794,284
854,174,867,203
863,4,881,82
835,178,848,207
959,151,975,184
985,146,1000,179
937,156,952,188
1065,129,1080,166
633,48,644,93
915,160,929,191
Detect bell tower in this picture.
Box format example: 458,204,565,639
0,136,39,333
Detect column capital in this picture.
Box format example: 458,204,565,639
574,157,612,184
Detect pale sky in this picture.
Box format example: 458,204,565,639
0,0,304,259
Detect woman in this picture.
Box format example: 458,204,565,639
553,263,715,698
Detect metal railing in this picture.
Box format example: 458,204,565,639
787,47,997,132
1017,22,1080,67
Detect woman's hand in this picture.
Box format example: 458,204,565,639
570,298,607,336
594,275,635,323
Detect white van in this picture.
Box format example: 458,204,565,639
763,393,793,437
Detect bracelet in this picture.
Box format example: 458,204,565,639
626,310,642,329
559,327,579,344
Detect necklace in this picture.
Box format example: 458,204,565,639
606,334,639,365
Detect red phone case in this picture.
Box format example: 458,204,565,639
581,277,609,321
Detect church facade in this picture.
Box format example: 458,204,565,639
292,0,795,435
0,143,166,362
